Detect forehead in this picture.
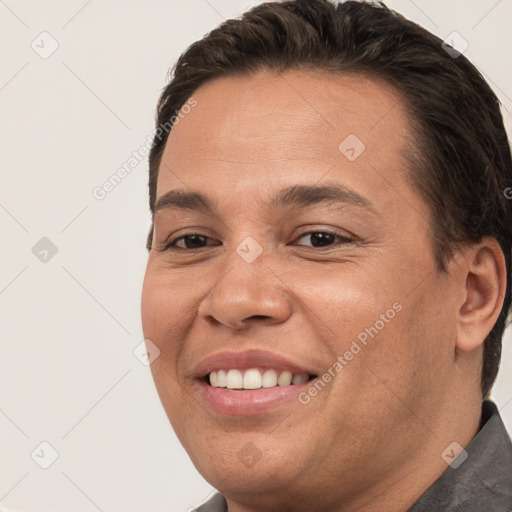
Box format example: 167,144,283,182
157,69,413,210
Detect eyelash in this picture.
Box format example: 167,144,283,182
161,230,354,251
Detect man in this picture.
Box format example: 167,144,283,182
141,1,512,510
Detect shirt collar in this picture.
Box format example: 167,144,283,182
408,399,512,511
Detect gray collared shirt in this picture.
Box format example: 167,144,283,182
192,400,512,512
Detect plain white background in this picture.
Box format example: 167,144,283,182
1,1,511,510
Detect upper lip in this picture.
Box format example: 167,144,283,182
194,349,317,378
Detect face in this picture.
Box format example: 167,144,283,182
141,70,462,508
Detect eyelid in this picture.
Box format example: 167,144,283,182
293,229,355,247
160,227,355,251
162,231,216,250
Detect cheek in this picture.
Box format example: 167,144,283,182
141,266,191,374
403,274,459,372
141,268,194,433
141,270,167,342
148,359,201,452
141,260,191,334
298,263,424,388
294,264,393,343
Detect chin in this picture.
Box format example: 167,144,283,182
187,431,303,492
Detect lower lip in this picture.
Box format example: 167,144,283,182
198,379,311,416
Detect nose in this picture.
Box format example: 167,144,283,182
197,247,293,331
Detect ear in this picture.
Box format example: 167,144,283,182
455,237,507,352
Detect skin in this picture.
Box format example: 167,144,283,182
141,69,506,512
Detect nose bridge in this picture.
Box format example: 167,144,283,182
198,238,292,329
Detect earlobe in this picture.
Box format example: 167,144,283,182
456,238,507,352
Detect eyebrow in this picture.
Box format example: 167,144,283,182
153,183,377,216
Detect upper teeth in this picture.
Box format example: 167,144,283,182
209,369,309,389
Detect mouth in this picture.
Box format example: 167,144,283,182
194,350,319,416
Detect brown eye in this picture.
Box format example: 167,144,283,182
164,233,219,250
294,231,354,248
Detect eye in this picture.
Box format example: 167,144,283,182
160,230,354,251
293,230,354,248
163,233,219,250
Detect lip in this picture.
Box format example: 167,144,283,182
198,379,313,415
194,349,316,377
193,349,318,416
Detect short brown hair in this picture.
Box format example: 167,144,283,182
147,0,512,396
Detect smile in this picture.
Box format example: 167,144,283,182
208,368,313,389
193,350,320,415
